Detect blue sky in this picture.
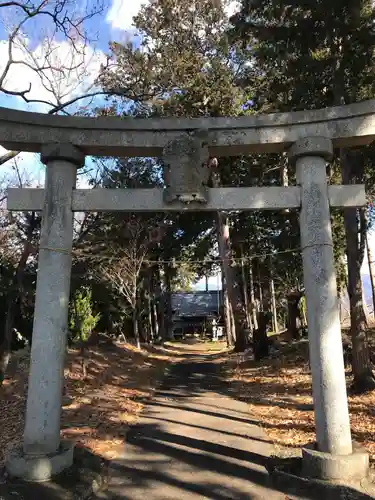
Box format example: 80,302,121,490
0,0,241,182
0,0,141,181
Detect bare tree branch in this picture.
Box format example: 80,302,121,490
0,150,19,166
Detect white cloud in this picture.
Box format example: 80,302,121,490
106,0,241,32
106,0,146,31
0,34,106,170
0,36,106,112
225,1,241,19
0,146,43,191
77,173,92,189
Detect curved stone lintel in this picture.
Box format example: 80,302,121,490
0,100,374,157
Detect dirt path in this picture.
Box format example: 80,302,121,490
97,353,292,499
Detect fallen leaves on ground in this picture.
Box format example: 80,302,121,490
0,341,174,466
225,340,375,464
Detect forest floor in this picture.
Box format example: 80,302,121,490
0,336,228,469
0,338,183,468
223,329,375,466
0,332,374,496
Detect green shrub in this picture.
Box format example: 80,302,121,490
69,287,100,343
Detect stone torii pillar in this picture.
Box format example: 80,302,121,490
289,137,369,480
6,144,85,482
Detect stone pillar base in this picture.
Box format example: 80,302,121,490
6,440,74,482
302,442,369,481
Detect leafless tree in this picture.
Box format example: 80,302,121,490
0,162,41,384
0,1,99,163
95,216,153,349
0,1,105,103
0,1,152,167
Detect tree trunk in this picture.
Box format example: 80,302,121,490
280,154,290,215
79,329,88,379
0,213,37,385
287,291,302,340
132,278,140,348
341,150,375,391
221,269,234,347
145,271,154,343
300,296,307,327
217,211,236,341
0,301,16,385
240,244,252,333
153,261,164,340
253,311,270,361
219,223,234,346
257,260,264,312
270,277,278,333
133,305,140,349
153,300,159,339
213,168,248,351
217,212,248,352
365,230,375,319
164,263,173,339
230,298,236,344
269,257,278,333
249,260,258,330
147,295,153,343
212,172,249,352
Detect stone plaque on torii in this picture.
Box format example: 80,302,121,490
2,100,372,482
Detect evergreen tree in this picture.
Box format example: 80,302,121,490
230,0,375,389
99,0,256,350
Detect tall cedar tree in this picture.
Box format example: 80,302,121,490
99,0,255,350
230,0,375,390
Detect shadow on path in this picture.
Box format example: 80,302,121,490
98,354,373,500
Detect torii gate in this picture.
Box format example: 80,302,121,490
3,100,373,482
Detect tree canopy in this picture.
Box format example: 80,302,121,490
1,0,375,390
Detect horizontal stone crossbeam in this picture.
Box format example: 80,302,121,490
1,100,375,157
6,185,366,212
327,185,367,207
